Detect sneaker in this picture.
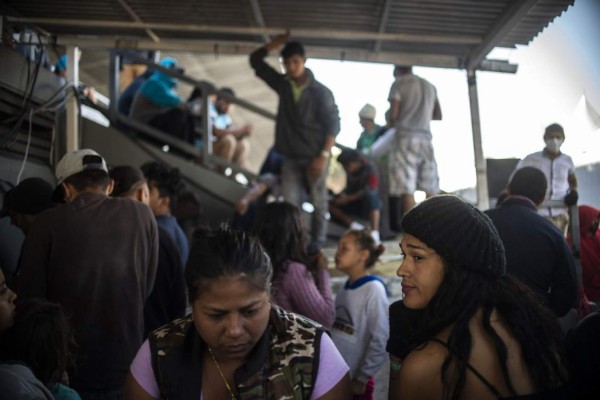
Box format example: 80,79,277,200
350,221,366,230
371,230,381,245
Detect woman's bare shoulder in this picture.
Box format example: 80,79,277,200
395,341,448,400
403,340,448,372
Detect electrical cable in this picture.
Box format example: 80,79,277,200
3,35,48,140
1,53,30,125
2,77,73,150
15,39,39,117
18,38,33,110
14,81,76,184
0,41,44,148
21,35,35,109
4,35,34,120
5,78,71,150
16,109,34,184
1,35,77,182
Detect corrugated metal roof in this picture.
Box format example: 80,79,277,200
0,0,575,171
2,0,574,69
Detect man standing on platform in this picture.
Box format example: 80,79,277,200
387,65,442,228
250,31,340,250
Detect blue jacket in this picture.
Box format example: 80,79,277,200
139,57,181,107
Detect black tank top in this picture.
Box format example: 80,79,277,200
428,338,570,400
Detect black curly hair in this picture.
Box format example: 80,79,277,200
0,298,77,385
140,161,185,201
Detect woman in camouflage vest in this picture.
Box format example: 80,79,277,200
124,225,351,400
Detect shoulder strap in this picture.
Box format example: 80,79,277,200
428,338,503,399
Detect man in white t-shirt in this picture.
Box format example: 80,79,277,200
515,123,579,235
387,65,442,222
211,87,252,169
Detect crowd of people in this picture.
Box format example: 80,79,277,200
122,56,254,169
1,31,599,400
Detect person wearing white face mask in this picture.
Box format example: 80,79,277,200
514,123,579,235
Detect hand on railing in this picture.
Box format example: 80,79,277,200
564,190,579,206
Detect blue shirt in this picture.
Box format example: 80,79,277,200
156,215,189,266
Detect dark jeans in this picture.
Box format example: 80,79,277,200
389,195,404,233
281,158,329,248
149,108,196,144
339,190,382,220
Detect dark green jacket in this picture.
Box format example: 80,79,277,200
250,47,340,161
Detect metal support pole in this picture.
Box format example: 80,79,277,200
466,69,489,210
65,45,80,152
201,82,213,166
108,49,120,122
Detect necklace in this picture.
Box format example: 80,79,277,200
208,346,238,400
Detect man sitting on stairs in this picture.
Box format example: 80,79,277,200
329,148,382,244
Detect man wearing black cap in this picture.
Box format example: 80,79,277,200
0,178,55,288
1,177,55,236
15,149,158,399
0,177,55,287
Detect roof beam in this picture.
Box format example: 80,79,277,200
465,0,537,70
0,4,50,36
38,33,517,73
478,59,518,73
373,0,392,52
249,0,270,43
51,35,463,69
116,0,160,43
6,17,481,45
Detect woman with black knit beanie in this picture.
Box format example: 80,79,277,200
388,195,571,400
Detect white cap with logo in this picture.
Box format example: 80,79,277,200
55,149,108,184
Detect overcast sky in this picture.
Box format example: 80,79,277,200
307,0,599,192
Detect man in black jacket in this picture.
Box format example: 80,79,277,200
484,166,577,317
250,31,340,250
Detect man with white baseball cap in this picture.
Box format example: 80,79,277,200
15,148,158,399
55,148,108,182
